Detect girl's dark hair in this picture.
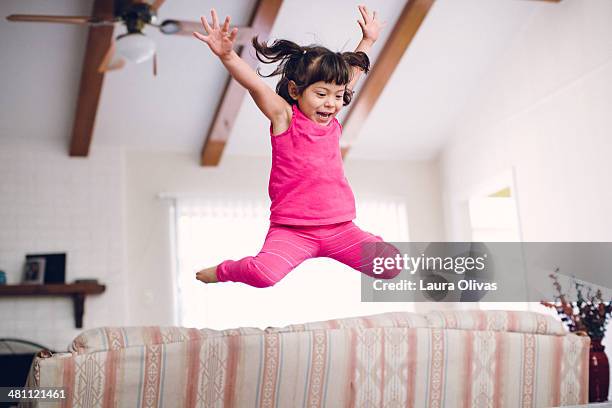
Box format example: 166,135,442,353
252,37,370,106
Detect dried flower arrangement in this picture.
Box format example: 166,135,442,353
541,269,612,340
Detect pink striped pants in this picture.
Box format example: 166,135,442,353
216,221,401,288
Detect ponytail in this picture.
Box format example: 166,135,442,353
340,51,370,75
339,51,370,105
252,37,304,66
252,37,305,79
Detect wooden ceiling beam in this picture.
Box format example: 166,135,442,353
200,0,283,166
69,0,113,157
340,0,435,159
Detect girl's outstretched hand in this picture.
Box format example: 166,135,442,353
193,9,238,60
357,4,385,44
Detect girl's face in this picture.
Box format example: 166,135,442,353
291,81,346,126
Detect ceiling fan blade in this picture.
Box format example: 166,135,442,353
98,41,126,73
6,14,115,25
130,0,163,11
150,0,166,12
159,19,254,45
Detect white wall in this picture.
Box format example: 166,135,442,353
0,140,126,351
124,151,444,326
441,0,612,242
439,0,612,372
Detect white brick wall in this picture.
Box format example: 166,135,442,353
0,141,126,351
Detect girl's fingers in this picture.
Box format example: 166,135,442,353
200,16,212,34
357,19,365,30
211,8,219,29
363,5,371,20
193,31,208,43
228,27,238,42
358,5,368,22
222,15,230,33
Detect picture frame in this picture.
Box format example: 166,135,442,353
23,257,45,284
25,253,66,284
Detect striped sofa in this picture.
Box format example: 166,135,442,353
24,310,589,407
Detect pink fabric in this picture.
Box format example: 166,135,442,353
268,104,356,225
216,221,401,287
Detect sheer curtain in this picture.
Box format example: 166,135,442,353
173,196,411,330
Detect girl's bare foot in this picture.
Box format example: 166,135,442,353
196,266,219,284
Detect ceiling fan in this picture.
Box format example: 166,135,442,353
6,0,253,75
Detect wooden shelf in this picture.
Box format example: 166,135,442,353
0,283,106,328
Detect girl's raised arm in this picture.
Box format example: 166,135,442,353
193,9,290,127
347,5,384,91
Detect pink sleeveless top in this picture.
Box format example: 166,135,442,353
268,104,356,225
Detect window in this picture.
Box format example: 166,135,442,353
172,196,411,330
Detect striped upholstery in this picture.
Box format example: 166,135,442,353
425,310,567,336
264,311,429,333
70,326,264,354
69,312,428,354
26,311,588,407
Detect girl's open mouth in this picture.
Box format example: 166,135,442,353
316,112,332,120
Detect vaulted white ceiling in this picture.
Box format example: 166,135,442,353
1,0,552,161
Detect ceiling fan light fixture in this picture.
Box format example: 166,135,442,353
160,19,180,34
115,32,155,64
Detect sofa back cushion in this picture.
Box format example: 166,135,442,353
70,312,426,353
425,310,567,335
70,326,264,354
264,311,429,334
69,310,565,354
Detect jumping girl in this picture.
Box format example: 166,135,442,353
194,6,400,288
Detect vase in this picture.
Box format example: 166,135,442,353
589,338,610,402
